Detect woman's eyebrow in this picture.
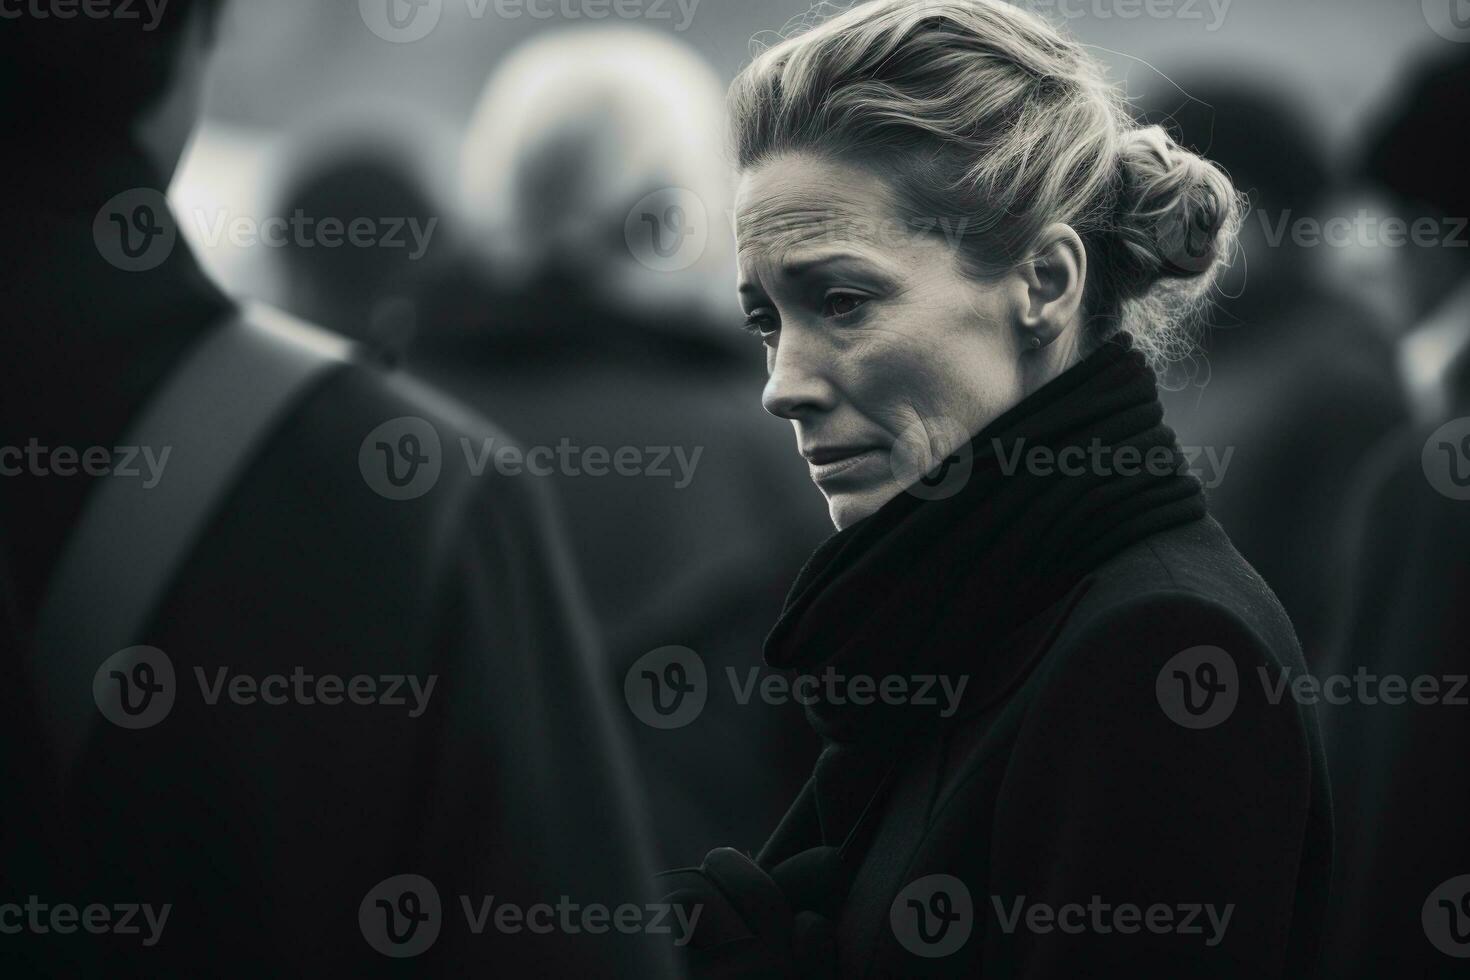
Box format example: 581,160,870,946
737,277,770,303
735,246,902,302
780,251,865,277
779,250,903,285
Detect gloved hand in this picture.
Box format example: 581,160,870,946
656,846,842,979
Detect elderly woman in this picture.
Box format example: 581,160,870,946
658,2,1331,977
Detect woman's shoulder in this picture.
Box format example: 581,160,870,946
995,515,1321,796
1055,514,1304,677
1001,515,1319,765
976,528,1330,980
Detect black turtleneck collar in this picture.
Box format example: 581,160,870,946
763,335,1207,742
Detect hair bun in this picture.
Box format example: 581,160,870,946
1112,125,1241,298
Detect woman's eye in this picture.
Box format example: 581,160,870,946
742,310,778,340
823,292,869,319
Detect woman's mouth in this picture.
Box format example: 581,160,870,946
803,446,883,484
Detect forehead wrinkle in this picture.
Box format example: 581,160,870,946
736,183,887,265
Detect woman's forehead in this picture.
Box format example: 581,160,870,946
734,155,899,263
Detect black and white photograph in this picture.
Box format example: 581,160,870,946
1,0,1468,975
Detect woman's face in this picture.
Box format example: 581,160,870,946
735,152,1031,528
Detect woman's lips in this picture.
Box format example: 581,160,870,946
806,448,883,484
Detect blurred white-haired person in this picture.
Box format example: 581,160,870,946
458,25,735,327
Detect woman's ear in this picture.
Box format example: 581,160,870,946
1015,223,1087,349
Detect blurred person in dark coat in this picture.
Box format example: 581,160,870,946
0,4,670,976
411,27,829,869
269,132,453,362
1139,78,1407,670
1321,49,1470,978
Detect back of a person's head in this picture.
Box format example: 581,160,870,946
1336,48,1470,333
1357,49,1470,228
459,26,734,322
273,144,441,346
1136,77,1327,220
0,0,226,144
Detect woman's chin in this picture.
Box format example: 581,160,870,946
823,482,900,530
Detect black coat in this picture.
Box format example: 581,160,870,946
668,340,1332,978
0,146,671,977
1320,415,1470,977
762,517,1331,978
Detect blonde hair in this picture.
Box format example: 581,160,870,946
728,0,1244,367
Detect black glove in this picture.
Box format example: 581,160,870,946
656,846,842,979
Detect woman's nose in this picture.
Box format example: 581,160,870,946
761,329,837,420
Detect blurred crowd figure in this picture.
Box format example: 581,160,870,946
1,4,671,976
270,138,450,361
252,25,833,873
1140,77,1406,670
1318,49,1470,978
254,26,828,870
399,27,830,868
1141,53,1470,973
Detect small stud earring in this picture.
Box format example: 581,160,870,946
1029,335,1043,350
